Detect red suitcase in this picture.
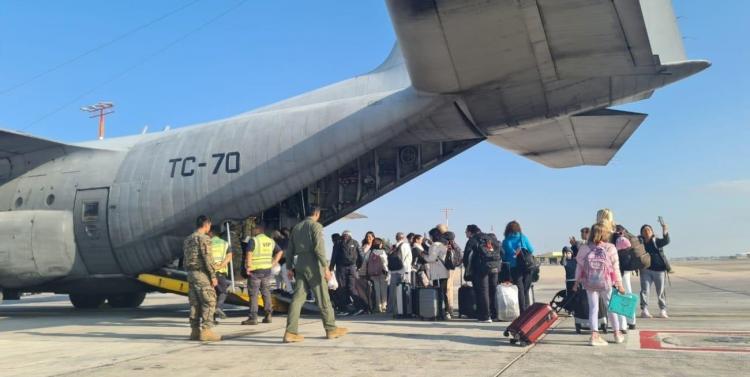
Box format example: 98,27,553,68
503,302,558,346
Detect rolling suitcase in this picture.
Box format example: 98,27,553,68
571,288,607,334
458,268,476,318
458,285,476,318
503,302,558,346
395,282,413,318
416,286,443,320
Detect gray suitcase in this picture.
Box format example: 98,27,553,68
416,286,443,320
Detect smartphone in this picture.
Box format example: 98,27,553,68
658,216,665,226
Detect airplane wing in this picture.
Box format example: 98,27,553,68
487,109,647,168
385,0,686,93
0,129,81,158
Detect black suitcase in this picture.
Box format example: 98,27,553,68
458,285,476,318
571,287,607,333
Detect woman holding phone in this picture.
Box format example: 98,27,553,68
639,219,672,319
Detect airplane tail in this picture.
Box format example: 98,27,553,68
385,0,703,94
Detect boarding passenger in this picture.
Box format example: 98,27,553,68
574,222,626,346
569,227,590,257
329,231,361,313
184,215,221,341
639,222,672,319
362,238,389,312
208,226,232,321
273,229,293,293
614,224,638,330
440,228,462,316
411,234,429,287
388,232,412,315
283,206,347,343
560,246,577,293
424,228,451,319
464,225,499,323
361,231,376,256
502,221,535,313
242,225,283,325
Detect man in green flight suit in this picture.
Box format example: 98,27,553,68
184,215,221,342
283,206,348,343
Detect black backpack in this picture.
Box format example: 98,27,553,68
341,239,360,266
388,244,405,271
477,234,502,272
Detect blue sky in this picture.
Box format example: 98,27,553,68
1,1,748,257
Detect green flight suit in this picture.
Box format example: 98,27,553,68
285,217,337,334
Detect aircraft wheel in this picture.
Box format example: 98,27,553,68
108,292,146,308
69,294,106,309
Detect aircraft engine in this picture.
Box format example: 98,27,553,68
0,211,77,288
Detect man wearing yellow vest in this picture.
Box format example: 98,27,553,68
208,226,232,321
242,224,283,325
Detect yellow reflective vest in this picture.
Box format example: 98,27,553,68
211,236,229,274
249,234,276,271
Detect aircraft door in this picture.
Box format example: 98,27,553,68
73,188,121,274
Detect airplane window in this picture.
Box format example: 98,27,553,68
46,194,55,206
83,202,99,220
15,197,23,208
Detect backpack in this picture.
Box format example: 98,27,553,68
477,234,502,272
341,239,360,266
443,240,463,270
366,251,385,277
388,244,405,271
617,233,651,271
584,245,614,291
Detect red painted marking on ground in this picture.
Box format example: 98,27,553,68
639,330,750,353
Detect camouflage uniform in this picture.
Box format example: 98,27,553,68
184,231,217,330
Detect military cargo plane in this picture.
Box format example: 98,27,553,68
0,0,708,308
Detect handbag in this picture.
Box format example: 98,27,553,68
608,288,638,319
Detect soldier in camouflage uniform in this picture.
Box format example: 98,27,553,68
184,215,221,342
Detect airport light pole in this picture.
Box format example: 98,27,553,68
80,102,115,140
440,208,454,227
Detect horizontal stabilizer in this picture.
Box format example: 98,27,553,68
487,109,647,168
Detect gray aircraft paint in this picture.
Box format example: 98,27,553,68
0,0,708,295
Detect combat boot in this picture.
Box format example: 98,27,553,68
241,317,258,325
326,327,348,340
189,327,200,341
262,313,272,324
199,328,222,342
283,331,304,343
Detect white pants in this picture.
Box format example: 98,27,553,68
618,271,637,329
371,275,388,312
587,288,620,333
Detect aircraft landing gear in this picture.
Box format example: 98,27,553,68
69,294,106,309
107,292,146,308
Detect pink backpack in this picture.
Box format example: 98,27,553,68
584,245,614,291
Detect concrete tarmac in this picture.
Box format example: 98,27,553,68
1,261,749,377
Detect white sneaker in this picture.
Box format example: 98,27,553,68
444,313,452,320
659,310,669,319
614,334,625,344
641,309,653,318
590,337,608,346
481,319,492,323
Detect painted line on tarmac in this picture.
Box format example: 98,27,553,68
638,330,750,353
493,317,562,376
671,275,750,297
